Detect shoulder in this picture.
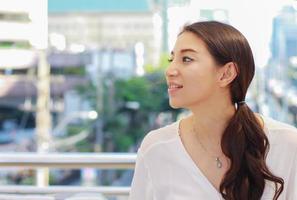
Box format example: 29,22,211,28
264,116,297,146
138,121,180,155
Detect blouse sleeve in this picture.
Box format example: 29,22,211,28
128,148,154,200
286,147,297,200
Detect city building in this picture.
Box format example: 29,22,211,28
267,5,297,124
48,0,161,66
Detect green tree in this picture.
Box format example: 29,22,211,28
75,54,181,152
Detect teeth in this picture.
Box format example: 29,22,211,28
169,84,183,89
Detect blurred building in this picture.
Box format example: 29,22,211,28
46,0,164,130
0,0,37,107
0,0,87,109
48,0,160,67
0,0,89,149
0,0,43,149
267,5,297,124
270,6,297,82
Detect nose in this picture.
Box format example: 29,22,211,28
165,63,179,77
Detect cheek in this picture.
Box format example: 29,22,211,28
187,71,216,90
168,76,216,109
184,73,218,98
167,64,219,108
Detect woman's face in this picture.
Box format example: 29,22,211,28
165,31,222,109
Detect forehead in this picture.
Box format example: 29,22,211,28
172,31,208,54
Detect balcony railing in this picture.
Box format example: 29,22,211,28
0,153,137,199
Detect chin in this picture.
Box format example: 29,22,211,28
169,100,183,109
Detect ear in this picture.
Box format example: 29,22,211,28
217,62,238,87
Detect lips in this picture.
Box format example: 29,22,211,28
168,84,183,89
167,82,183,94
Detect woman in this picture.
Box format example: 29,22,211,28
128,21,297,200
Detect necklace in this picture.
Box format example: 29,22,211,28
191,118,223,169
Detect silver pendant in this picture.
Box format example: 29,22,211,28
215,157,222,168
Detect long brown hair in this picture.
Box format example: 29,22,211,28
182,21,284,200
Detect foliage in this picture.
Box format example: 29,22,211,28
75,53,181,152
144,52,170,73
64,124,94,152
51,66,86,76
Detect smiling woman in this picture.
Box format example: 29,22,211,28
128,21,297,200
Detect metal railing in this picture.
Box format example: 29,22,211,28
0,153,137,198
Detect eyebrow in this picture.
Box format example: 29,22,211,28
171,48,198,55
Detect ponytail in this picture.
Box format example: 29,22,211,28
220,103,284,199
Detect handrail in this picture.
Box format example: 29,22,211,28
0,186,130,196
0,153,136,169
0,153,137,197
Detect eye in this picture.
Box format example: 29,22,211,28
168,58,173,62
182,56,193,63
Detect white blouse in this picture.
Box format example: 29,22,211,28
128,114,297,200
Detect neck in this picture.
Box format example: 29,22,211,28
188,97,236,146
